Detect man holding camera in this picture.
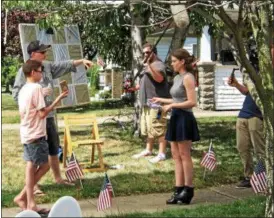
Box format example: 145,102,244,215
228,72,265,188
132,43,170,163
12,40,94,193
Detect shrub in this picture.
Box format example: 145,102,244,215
99,90,111,100
1,56,22,93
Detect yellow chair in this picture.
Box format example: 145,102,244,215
63,114,105,173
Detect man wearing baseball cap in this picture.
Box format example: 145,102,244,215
12,40,94,194
27,40,51,54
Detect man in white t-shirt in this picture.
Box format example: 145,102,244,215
14,60,68,214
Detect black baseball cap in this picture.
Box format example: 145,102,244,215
27,40,51,55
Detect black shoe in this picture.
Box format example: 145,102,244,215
166,186,184,204
176,186,194,205
236,178,251,188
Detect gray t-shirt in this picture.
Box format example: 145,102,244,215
12,60,77,118
139,60,170,107
170,73,194,112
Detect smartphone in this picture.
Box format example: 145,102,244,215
230,68,239,83
60,80,68,93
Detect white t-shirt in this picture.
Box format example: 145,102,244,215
18,82,46,144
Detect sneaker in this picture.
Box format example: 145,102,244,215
236,178,251,188
132,150,153,159
149,153,166,163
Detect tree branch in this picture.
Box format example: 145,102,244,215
213,0,236,31
234,32,263,93
212,1,263,95
122,0,235,28
213,1,263,99
154,0,188,4
4,9,8,45
237,0,245,27
247,2,260,43
191,7,216,23
256,3,273,90
222,32,242,66
223,31,264,116
142,0,171,14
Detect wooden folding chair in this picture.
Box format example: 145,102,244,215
63,114,105,173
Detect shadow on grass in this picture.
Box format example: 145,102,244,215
2,116,242,208
2,160,242,208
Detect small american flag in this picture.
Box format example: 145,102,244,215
200,145,217,171
97,56,105,67
251,160,267,194
97,173,114,211
65,153,84,182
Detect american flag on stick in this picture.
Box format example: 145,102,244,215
200,140,217,172
65,153,84,182
251,160,267,194
97,56,105,67
97,173,114,211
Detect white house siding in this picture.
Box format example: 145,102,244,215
157,42,171,61
147,37,198,62
214,65,245,110
184,37,198,56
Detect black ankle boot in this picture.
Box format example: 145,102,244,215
176,186,194,204
166,186,184,204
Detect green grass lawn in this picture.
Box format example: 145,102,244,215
1,93,133,124
1,93,19,110
108,196,266,217
2,116,244,208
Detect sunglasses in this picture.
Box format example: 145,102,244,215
34,50,46,54
143,51,151,55
34,69,43,73
38,51,46,54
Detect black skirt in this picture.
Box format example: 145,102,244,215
165,109,200,142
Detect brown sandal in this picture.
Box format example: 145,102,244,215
33,188,45,196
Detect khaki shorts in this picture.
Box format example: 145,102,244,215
141,107,167,138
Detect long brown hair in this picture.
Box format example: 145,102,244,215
171,48,196,73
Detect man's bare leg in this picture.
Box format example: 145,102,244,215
146,137,154,153
25,161,36,210
14,163,50,210
158,136,167,155
49,155,62,182
149,136,167,163
33,155,66,192
49,155,73,185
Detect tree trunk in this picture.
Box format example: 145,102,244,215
215,3,274,216
166,4,190,66
183,1,273,216
129,1,146,137
264,115,274,217
256,6,273,217
165,24,190,65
